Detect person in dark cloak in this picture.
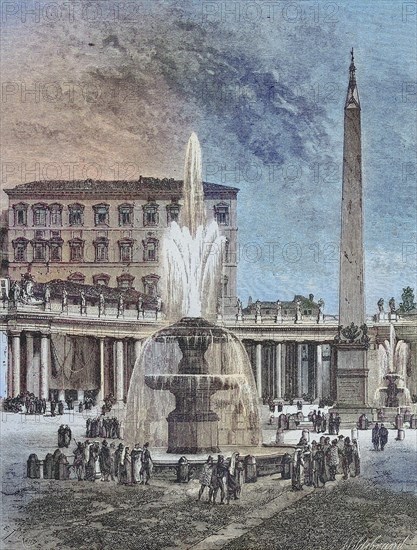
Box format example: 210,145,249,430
50,399,56,417
115,443,124,483
140,442,152,485
57,454,70,480
63,425,72,448
99,440,111,482
371,422,380,451
58,425,65,448
379,424,389,451
58,400,64,415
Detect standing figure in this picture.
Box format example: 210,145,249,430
62,287,68,313
209,455,226,504
312,444,326,488
117,294,124,318
292,449,304,491
155,295,162,320
198,456,213,501
352,439,361,476
44,284,51,310
371,423,380,451
327,440,339,481
73,442,85,481
50,399,56,417
140,442,152,485
124,447,132,485
377,298,384,313
379,424,389,451
137,295,144,319
389,297,396,314
80,290,87,315
226,452,242,503
98,291,105,317
131,445,143,484
99,440,111,482
114,443,124,482
58,400,64,415
342,437,354,480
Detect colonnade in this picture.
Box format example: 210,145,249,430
6,331,144,401
246,340,335,401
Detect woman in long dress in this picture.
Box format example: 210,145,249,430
131,445,143,484
292,449,304,491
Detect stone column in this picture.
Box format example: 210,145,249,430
316,344,323,399
11,332,21,397
40,334,50,400
98,337,105,403
255,342,262,399
297,344,303,397
281,343,286,397
275,343,282,399
134,339,143,364
26,333,34,394
115,340,124,402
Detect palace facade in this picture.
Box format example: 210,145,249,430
4,178,238,302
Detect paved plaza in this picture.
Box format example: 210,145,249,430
1,404,416,549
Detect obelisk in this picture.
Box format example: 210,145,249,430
335,50,370,409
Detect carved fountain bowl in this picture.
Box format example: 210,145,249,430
145,374,241,393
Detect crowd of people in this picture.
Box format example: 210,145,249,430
3,392,47,414
292,434,361,490
85,416,122,439
3,392,96,415
198,452,244,505
307,410,341,434
73,440,152,484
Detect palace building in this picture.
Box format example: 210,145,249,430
4,178,238,302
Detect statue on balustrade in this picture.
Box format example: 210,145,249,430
377,298,384,313
389,297,396,314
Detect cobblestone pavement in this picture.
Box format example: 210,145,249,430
1,406,416,549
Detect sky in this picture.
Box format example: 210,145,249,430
0,0,416,314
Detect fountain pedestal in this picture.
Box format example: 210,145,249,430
144,318,240,454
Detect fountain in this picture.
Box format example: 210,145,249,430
125,133,261,454
374,323,411,408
